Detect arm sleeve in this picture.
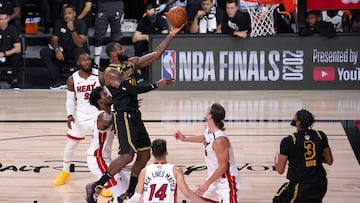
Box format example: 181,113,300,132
66,90,75,116
76,19,88,35
221,17,232,34
279,137,291,156
11,26,20,43
318,130,329,148
136,20,145,32
119,81,157,96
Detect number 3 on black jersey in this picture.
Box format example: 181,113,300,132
304,140,317,167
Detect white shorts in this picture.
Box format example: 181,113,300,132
87,155,129,203
202,176,240,203
67,116,96,140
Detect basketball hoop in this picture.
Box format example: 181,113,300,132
243,0,282,37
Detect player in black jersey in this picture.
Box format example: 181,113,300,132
85,24,184,203
273,109,333,203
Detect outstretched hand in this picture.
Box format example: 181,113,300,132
174,130,186,141
156,78,175,88
170,24,185,35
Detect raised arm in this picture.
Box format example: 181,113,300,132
67,21,87,48
130,24,184,69
77,2,92,20
174,130,205,143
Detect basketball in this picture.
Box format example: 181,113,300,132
167,6,188,28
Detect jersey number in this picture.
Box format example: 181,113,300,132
148,183,168,201
84,92,90,100
304,140,317,167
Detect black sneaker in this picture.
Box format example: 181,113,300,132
85,182,101,203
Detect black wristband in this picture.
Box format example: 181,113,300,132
67,115,73,119
151,83,158,89
70,29,76,32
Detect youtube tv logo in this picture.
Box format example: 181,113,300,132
313,67,336,81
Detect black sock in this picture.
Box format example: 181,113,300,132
95,171,112,187
127,176,138,195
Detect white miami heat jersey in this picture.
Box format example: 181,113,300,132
203,127,239,181
143,163,177,203
322,10,344,32
87,110,115,159
73,68,101,119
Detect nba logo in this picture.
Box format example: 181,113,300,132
161,50,176,79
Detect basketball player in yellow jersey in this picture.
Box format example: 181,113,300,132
86,24,184,203
53,51,103,186
124,139,207,203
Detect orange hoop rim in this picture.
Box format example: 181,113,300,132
242,0,282,5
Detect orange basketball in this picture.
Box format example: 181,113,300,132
167,6,188,28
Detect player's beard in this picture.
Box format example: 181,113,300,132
118,54,129,62
80,66,92,73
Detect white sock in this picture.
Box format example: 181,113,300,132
94,46,102,66
63,138,80,172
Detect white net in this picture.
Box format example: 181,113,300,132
244,2,279,37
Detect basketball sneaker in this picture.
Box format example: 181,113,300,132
53,171,71,186
86,182,103,203
100,188,113,197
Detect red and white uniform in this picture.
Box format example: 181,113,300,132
202,127,240,203
143,162,177,203
87,110,128,203
68,68,101,139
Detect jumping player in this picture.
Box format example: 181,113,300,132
85,24,184,203
174,103,240,203
53,51,103,186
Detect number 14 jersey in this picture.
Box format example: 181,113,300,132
143,162,177,203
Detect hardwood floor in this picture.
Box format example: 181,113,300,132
0,90,359,203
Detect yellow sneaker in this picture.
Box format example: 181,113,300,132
53,171,71,186
100,187,113,197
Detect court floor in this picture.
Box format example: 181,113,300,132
0,89,359,203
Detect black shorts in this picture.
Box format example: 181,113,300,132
113,111,151,154
273,179,327,203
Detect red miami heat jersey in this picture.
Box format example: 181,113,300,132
143,163,177,203
203,127,239,181
73,68,101,120
87,110,114,159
